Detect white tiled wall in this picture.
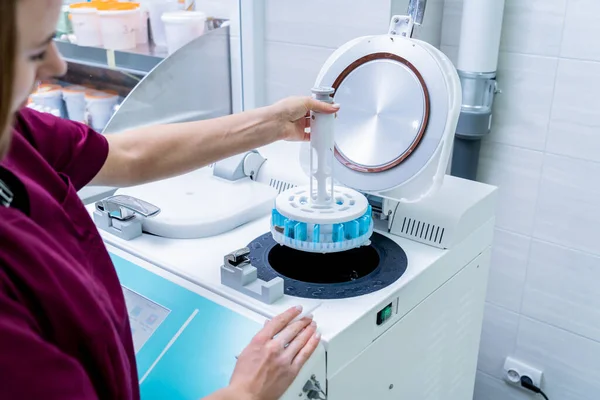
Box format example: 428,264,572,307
442,1,600,399
262,0,446,104
485,229,530,313
263,0,389,104
547,59,600,163
477,142,544,235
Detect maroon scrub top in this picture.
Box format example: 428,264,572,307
0,109,139,399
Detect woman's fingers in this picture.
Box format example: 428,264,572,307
273,317,313,347
253,306,303,344
284,321,317,360
305,97,339,114
291,329,321,372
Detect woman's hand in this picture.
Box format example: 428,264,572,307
269,96,339,142
227,306,320,400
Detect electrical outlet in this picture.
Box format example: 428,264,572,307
503,356,543,388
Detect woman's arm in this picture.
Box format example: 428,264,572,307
91,97,338,187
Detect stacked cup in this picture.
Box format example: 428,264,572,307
85,90,120,131
62,85,87,123
30,84,66,118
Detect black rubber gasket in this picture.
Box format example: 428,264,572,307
246,232,408,299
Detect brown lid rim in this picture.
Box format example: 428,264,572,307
330,52,431,173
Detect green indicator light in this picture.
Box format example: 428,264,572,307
383,305,392,320
376,303,394,325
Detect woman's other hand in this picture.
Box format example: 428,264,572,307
270,96,339,142
228,306,320,400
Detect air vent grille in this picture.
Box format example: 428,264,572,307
269,179,295,194
400,217,445,245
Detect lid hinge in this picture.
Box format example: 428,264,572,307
213,151,267,182
365,194,398,225
389,0,428,38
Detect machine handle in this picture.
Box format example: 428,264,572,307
95,195,160,221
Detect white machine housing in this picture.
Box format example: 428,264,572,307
91,13,498,400
97,169,497,399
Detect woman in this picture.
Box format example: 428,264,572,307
0,1,339,399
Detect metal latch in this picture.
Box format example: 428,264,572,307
220,247,284,304
303,375,326,399
389,0,427,38
93,195,160,240
95,195,160,221
225,247,252,267
0,179,13,208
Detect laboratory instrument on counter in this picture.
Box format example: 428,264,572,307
89,1,497,399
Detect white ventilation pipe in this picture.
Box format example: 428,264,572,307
451,0,505,180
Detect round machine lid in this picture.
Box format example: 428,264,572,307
314,35,451,193
113,168,278,239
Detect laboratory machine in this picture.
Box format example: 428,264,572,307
89,3,497,399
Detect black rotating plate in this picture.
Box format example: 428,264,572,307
247,232,408,299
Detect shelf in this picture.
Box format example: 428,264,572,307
55,19,227,76
55,39,167,76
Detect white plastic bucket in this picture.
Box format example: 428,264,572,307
145,0,179,48
62,86,87,123
98,8,141,50
31,84,65,118
69,5,102,47
162,11,206,54
137,5,149,44
86,91,119,131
